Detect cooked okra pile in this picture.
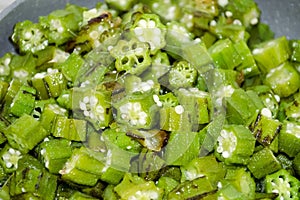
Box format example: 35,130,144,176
1,0,300,199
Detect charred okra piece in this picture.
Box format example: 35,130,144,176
265,169,300,200
37,138,72,174
9,155,57,199
31,68,68,99
247,148,281,179
114,173,164,200
215,125,256,165
4,114,48,154
249,109,282,146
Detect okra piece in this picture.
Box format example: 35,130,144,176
31,68,68,99
159,106,185,131
11,20,48,54
1,79,22,117
131,13,167,54
168,177,215,199
234,40,260,78
278,121,300,157
225,88,261,125
52,116,87,141
208,38,242,70
290,40,300,62
69,192,99,200
114,173,164,200
123,74,159,95
247,148,282,179
215,125,256,165
103,185,120,200
176,87,212,125
39,4,84,45
164,131,200,166
168,60,198,89
0,53,12,80
4,114,48,154
252,36,291,73
40,103,68,132
9,52,37,80
217,168,256,200
73,87,113,130
265,169,300,200
181,155,226,187
249,109,282,146
112,92,158,129
264,62,300,98
10,85,36,117
157,177,179,197
102,128,141,153
284,92,300,121
60,52,85,83
226,0,260,28
37,138,72,174
60,147,104,186
9,155,57,199
105,0,137,11
0,144,22,173
110,39,152,75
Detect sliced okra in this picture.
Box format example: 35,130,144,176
4,114,49,154
40,103,68,132
168,60,198,89
208,38,242,70
9,53,37,81
112,92,158,129
234,40,260,78
52,116,87,141
9,155,57,199
284,92,300,121
278,121,300,157
0,53,12,79
265,169,300,200
247,148,282,179
30,68,68,99
290,40,300,62
31,98,56,120
37,138,73,174
123,74,159,95
114,173,164,200
225,88,261,125
164,131,200,166
159,106,185,132
10,85,36,117
0,144,22,173
176,87,212,125
0,81,9,105
1,79,22,117
39,4,84,45
11,20,48,54
249,109,282,146
217,168,256,200
157,176,179,197
215,125,256,165
181,155,226,187
264,62,300,98
168,177,215,199
131,13,167,54
60,147,104,186
73,87,113,130
110,39,152,75
60,53,85,83
252,36,291,73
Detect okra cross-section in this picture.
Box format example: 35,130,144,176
112,92,158,129
215,125,256,165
